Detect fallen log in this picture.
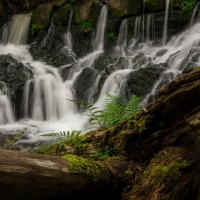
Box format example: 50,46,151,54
0,149,127,200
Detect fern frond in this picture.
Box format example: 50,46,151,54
40,130,81,141
123,94,142,120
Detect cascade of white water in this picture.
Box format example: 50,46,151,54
7,14,31,45
93,6,108,51
1,4,200,147
115,19,128,53
142,0,145,42
163,0,170,46
0,82,15,125
190,2,200,28
0,23,9,44
94,69,132,109
40,17,55,48
60,9,76,61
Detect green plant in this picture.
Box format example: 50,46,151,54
180,0,196,17
68,93,142,129
40,130,81,141
78,22,93,32
122,94,142,120
100,93,125,128
6,128,27,150
31,24,38,35
107,32,116,40
40,130,83,155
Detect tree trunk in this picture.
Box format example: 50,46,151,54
0,149,126,200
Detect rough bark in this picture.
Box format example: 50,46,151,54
0,149,127,200
99,67,200,199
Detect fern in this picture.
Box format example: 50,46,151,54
40,130,81,141
100,93,125,128
123,94,142,120
66,93,142,129
66,98,103,127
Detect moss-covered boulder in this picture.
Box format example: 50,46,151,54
74,0,99,24
109,0,143,18
53,4,72,26
52,0,69,7
145,0,165,12
31,3,54,34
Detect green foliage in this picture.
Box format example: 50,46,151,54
123,94,142,120
180,0,196,17
68,93,142,129
66,98,104,127
40,130,83,155
107,32,116,40
100,93,125,128
40,130,81,141
31,24,38,35
78,22,93,32
6,128,27,150
90,148,113,160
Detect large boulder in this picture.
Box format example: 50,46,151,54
74,67,98,101
53,4,72,26
0,55,33,118
109,0,143,18
31,2,54,35
73,0,99,24
122,64,165,100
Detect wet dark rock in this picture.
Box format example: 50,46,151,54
121,64,164,100
0,55,33,119
74,67,97,101
182,63,199,74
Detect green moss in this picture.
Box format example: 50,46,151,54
33,133,88,156
31,3,53,34
107,32,116,40
78,22,93,32
180,0,196,17
143,159,189,187
62,154,106,181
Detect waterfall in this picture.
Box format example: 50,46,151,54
1,4,200,147
163,0,170,46
40,17,55,48
190,2,200,28
146,15,155,42
0,82,15,125
60,9,76,61
7,14,31,45
142,0,145,42
115,19,128,53
0,23,9,44
93,5,108,51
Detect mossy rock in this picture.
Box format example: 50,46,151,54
109,0,143,19
73,0,98,24
145,0,165,12
52,0,69,7
61,154,107,180
53,4,72,26
31,3,54,33
125,147,190,199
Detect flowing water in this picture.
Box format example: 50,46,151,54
163,0,170,45
0,2,200,148
0,6,108,148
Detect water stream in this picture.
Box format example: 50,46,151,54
0,2,200,148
